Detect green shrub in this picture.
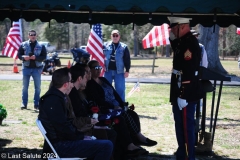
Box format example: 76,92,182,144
0,104,7,119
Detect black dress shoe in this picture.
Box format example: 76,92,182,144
136,138,157,147
21,105,27,110
126,148,148,157
34,105,39,111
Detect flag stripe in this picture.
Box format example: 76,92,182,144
142,24,170,49
1,20,22,59
86,24,105,76
237,28,240,35
127,82,140,97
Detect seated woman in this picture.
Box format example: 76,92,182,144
85,60,157,147
69,63,147,159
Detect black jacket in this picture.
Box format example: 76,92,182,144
69,86,90,117
170,32,203,104
85,77,124,113
38,87,84,143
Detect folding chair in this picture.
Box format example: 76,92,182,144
36,119,85,160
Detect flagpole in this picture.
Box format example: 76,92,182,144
19,19,23,42
152,47,156,73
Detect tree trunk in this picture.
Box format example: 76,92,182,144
74,25,77,47
134,26,138,57
222,28,226,60
198,25,227,74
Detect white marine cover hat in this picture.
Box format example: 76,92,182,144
168,17,192,28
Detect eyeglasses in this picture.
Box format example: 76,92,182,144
67,79,74,83
112,34,119,38
92,66,102,70
29,34,36,36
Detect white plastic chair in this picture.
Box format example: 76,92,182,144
36,119,85,160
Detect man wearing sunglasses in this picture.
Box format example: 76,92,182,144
17,30,47,111
103,30,131,102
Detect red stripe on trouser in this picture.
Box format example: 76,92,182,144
183,107,189,159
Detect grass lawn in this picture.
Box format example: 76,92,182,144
0,80,239,159
0,55,239,159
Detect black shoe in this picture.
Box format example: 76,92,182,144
126,148,148,157
136,138,157,147
34,105,39,111
21,105,27,110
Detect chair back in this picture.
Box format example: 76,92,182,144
36,119,85,160
36,119,60,159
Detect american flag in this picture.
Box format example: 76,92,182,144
237,28,240,35
127,82,140,97
86,24,105,76
1,20,22,59
142,24,170,49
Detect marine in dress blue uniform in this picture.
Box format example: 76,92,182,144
168,17,203,160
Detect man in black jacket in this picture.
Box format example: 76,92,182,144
168,17,202,160
38,67,113,159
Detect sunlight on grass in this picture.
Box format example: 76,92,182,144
0,80,239,158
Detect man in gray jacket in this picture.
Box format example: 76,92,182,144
103,30,131,102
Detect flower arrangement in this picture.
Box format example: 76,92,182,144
104,118,119,129
91,106,99,119
0,104,7,120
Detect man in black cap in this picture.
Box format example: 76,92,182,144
168,17,203,160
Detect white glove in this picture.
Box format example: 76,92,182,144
177,97,188,110
169,31,176,40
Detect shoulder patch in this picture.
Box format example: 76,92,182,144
184,49,192,60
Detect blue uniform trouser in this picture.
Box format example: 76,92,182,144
173,102,197,160
104,70,125,102
53,139,113,160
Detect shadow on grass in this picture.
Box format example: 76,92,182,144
0,138,239,160
0,138,12,147
0,146,239,160
138,114,157,120
203,117,240,129
137,152,240,160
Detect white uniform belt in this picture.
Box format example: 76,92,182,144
172,69,181,75
172,69,198,76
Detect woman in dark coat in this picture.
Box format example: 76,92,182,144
85,60,157,148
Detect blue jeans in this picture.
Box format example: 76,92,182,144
22,67,42,106
104,70,125,102
53,140,113,160
173,102,197,160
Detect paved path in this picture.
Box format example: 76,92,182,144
1,74,240,86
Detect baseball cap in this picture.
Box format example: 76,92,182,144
111,30,120,35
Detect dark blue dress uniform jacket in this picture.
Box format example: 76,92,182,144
170,32,203,105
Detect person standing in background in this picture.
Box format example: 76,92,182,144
17,30,47,111
103,30,131,102
168,17,203,160
190,30,208,68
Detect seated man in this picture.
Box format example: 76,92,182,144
38,67,113,160
68,63,117,144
